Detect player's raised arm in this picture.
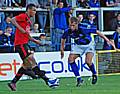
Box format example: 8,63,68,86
96,30,116,50
11,17,26,34
60,39,66,59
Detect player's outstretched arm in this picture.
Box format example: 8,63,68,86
60,39,66,59
11,17,26,34
29,37,41,45
96,30,117,50
110,39,119,51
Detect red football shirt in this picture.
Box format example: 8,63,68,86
14,13,32,45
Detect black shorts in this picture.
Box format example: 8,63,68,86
15,44,33,60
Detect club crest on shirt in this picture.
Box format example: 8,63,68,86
26,25,30,33
87,25,91,29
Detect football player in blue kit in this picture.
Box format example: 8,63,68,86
60,17,116,87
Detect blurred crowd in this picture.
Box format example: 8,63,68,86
0,0,120,52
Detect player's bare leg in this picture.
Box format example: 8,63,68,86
86,52,97,84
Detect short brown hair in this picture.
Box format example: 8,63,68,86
69,17,78,24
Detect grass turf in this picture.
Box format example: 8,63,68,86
0,75,120,94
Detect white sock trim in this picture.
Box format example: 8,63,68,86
76,76,81,78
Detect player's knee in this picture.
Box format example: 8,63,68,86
32,66,46,77
27,55,36,66
85,60,92,66
68,56,75,63
85,53,93,66
28,54,34,60
39,70,46,76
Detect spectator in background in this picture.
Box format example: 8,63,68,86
112,26,120,49
67,0,72,7
77,13,87,23
77,0,90,8
31,23,40,33
0,12,5,31
103,13,120,50
88,0,100,7
35,34,52,52
26,0,40,7
0,1,5,32
58,0,72,7
47,0,57,6
0,30,7,53
0,30,4,44
116,0,120,5
0,26,14,46
4,26,14,45
103,25,120,50
58,0,68,7
58,0,71,36
110,13,120,30
0,27,14,53
39,0,50,8
15,0,26,7
85,12,98,29
37,0,49,33
53,1,71,51
4,0,20,7
2,16,16,33
105,0,119,7
0,0,6,7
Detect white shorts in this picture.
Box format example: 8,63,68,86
70,41,95,56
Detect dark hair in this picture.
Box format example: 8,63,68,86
39,34,46,37
57,1,63,5
26,4,36,11
70,17,78,24
6,26,12,29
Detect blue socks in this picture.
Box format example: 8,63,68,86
70,62,81,80
89,63,97,75
70,62,96,80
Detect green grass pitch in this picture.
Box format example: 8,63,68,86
0,75,120,94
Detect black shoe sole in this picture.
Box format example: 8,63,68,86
92,75,97,84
